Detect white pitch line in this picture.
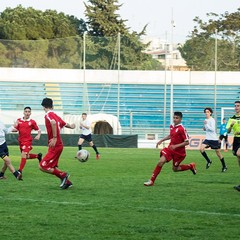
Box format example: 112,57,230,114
1,196,240,218
135,206,240,218
0,196,91,206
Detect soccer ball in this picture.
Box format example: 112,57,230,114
76,149,90,163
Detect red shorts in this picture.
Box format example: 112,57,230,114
40,145,63,170
19,142,33,153
160,147,186,167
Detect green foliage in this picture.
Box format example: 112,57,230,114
0,5,84,68
85,0,128,37
1,146,239,240
0,3,161,70
179,8,240,71
84,0,162,70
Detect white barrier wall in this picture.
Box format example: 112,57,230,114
0,67,239,85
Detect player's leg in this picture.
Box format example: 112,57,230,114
144,149,168,186
0,161,7,179
233,144,240,191
2,156,22,180
224,136,229,151
200,141,212,169
1,143,22,180
26,144,42,162
18,150,28,173
172,156,197,175
215,149,227,172
39,146,71,188
89,140,100,159
77,137,84,150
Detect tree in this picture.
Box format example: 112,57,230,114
0,5,86,68
85,0,128,36
179,9,240,71
0,4,162,70
84,0,162,70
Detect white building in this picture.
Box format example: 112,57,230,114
141,36,189,71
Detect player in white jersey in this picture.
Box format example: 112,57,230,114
199,108,227,172
77,113,100,160
0,120,22,180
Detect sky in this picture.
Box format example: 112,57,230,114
0,0,239,43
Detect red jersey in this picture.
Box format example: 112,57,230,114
44,110,66,146
15,118,40,143
168,123,189,156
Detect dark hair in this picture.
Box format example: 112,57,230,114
174,111,183,118
82,113,87,116
24,106,31,111
204,107,213,114
235,101,240,104
41,98,53,108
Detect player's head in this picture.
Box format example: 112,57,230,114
23,106,31,118
41,98,53,109
235,100,240,113
222,118,226,123
24,106,31,111
82,112,87,120
173,111,182,125
204,107,213,116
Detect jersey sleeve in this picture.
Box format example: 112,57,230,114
32,120,40,131
226,118,234,130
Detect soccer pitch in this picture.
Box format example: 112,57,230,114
1,146,239,240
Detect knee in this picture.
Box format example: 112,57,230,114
39,163,46,172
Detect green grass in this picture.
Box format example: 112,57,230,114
1,146,240,240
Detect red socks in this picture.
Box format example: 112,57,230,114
178,164,191,171
150,165,162,182
19,158,27,172
28,154,38,159
52,168,66,179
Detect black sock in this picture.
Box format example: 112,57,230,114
13,171,19,178
92,145,99,154
201,151,211,163
0,171,4,177
220,158,226,168
78,145,82,151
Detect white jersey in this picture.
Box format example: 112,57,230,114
204,117,218,140
0,121,14,145
80,119,92,136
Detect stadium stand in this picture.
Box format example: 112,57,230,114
0,79,239,139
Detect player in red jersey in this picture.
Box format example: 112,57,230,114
40,98,76,189
144,112,196,186
14,107,42,174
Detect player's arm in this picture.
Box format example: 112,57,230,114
34,129,41,140
171,139,189,150
156,135,170,147
204,119,215,132
80,121,90,129
65,123,76,129
226,119,235,133
49,119,57,147
11,119,19,132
